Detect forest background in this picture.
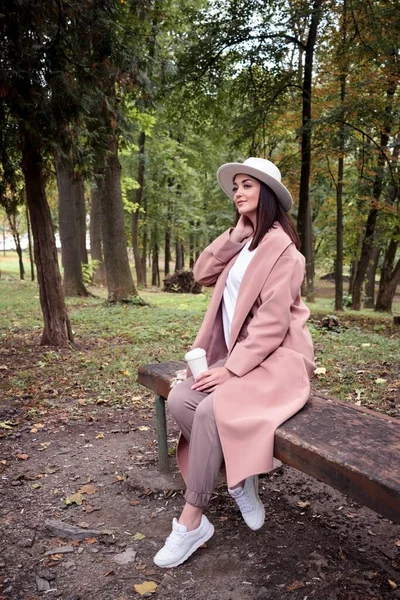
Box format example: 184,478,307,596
1,5,400,598
0,0,399,348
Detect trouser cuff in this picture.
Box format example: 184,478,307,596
185,488,211,508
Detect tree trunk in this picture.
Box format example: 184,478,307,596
21,132,73,345
151,226,160,287
175,239,183,272
164,227,171,276
97,136,138,302
375,133,400,312
56,159,88,297
75,176,88,265
348,230,363,295
375,253,400,313
181,243,185,268
7,211,25,280
375,231,399,312
189,228,195,270
26,204,34,281
335,150,344,310
89,187,106,285
334,0,347,312
2,217,5,256
132,131,145,287
164,195,172,276
296,0,323,303
351,73,397,310
363,246,380,308
141,195,148,287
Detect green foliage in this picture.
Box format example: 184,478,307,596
342,294,353,308
81,260,102,287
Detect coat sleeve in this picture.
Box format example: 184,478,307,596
224,254,305,377
193,218,254,287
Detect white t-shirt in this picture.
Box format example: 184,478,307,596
222,239,257,349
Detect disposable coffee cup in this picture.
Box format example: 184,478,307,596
185,347,208,379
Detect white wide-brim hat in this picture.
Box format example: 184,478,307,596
217,157,293,212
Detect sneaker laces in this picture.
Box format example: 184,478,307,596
233,488,255,514
164,521,187,551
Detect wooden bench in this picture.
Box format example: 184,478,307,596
137,361,400,525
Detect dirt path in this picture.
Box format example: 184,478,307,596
1,405,399,600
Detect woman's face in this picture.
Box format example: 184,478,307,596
232,174,261,224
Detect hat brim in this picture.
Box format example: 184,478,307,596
217,163,293,212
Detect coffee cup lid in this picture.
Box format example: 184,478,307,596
185,348,206,360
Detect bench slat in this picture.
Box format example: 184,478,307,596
274,395,400,524
138,361,400,524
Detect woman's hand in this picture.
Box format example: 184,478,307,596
230,215,254,243
191,367,234,393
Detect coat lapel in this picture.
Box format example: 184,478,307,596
228,226,292,352
191,251,240,353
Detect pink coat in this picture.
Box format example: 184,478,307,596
177,220,315,488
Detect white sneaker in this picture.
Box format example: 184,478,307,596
154,515,214,568
228,475,265,531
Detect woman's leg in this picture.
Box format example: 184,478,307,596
154,375,224,567
168,383,224,528
184,392,224,511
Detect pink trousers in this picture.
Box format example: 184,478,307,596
167,359,226,508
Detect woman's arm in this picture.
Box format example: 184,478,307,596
224,253,305,377
193,216,254,287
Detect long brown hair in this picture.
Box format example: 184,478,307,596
235,179,300,251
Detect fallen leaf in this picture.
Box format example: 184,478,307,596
287,580,306,592
50,554,63,561
0,421,13,430
104,570,114,576
133,533,146,541
375,378,386,385
134,581,158,596
314,367,326,375
297,501,310,509
38,442,51,450
361,343,371,347
78,484,97,495
388,580,397,590
85,537,97,544
138,426,149,432
64,492,85,506
130,500,140,506
96,433,104,439
84,505,101,513
16,453,29,460
395,540,400,547
32,483,41,489
30,423,44,433
77,521,89,528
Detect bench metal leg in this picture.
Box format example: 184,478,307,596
155,394,169,472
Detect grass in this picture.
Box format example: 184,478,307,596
0,251,31,278
0,272,399,423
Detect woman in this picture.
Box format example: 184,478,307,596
154,157,315,568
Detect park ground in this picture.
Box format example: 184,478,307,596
0,255,399,600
